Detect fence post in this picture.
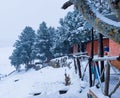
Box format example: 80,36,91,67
104,61,110,96
98,33,104,82
77,57,82,78
74,58,77,74
89,27,94,87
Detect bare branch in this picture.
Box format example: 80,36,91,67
62,1,73,9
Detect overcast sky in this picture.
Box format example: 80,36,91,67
0,0,73,67
0,0,73,47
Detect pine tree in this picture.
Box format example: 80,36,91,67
57,9,94,54
55,26,70,56
47,26,56,57
9,48,23,71
9,26,36,69
35,22,53,62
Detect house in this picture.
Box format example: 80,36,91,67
72,38,120,69
73,38,120,56
71,43,86,54
109,40,120,56
109,40,120,70
86,38,109,56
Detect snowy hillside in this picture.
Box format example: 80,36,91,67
0,58,110,98
0,66,86,98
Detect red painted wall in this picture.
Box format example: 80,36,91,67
86,38,109,56
109,40,120,69
109,40,120,56
72,38,120,69
72,38,120,56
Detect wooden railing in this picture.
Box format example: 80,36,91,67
71,53,120,97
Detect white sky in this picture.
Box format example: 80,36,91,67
0,0,73,47
0,0,73,67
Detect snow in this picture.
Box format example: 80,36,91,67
0,57,119,98
0,57,90,98
89,1,120,27
90,87,108,98
0,63,88,98
0,47,15,75
94,10,120,27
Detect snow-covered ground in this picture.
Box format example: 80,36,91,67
0,57,119,98
0,65,88,98
0,47,15,74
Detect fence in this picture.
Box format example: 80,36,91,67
71,53,120,97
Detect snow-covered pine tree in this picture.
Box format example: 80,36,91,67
9,48,23,71
55,26,70,56
9,26,36,69
47,26,56,58
35,22,53,62
57,9,95,53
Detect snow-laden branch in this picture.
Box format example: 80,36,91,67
75,0,120,44
107,0,120,20
62,0,120,44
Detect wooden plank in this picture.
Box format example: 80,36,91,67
73,55,90,59
110,60,120,70
93,56,119,61
88,90,98,98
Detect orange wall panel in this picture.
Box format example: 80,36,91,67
86,38,109,56
109,40,120,56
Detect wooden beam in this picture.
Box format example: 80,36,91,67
93,56,119,61
98,33,104,82
74,58,77,74
88,90,98,98
109,80,120,97
77,58,82,78
104,61,110,96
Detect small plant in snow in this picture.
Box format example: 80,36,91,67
64,70,71,86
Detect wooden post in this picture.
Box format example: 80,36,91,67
82,61,89,81
74,58,77,74
88,90,98,98
109,80,120,97
91,27,94,60
98,33,104,82
77,57,82,78
104,61,110,96
89,27,94,87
